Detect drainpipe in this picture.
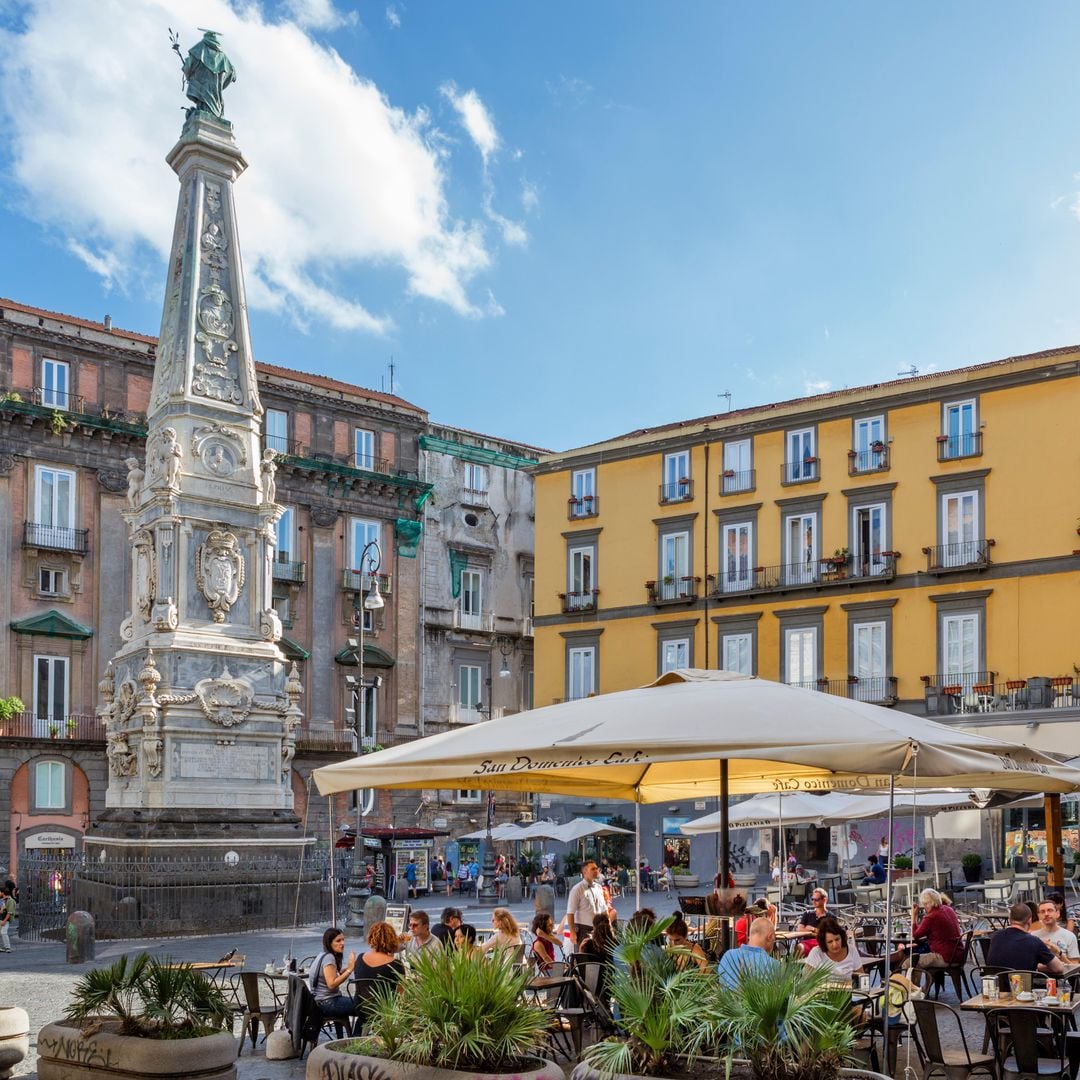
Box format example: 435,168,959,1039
703,433,710,668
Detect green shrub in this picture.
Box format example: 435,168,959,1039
892,856,913,870
0,697,23,723
961,852,983,868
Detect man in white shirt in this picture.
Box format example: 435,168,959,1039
565,860,609,948
402,910,443,956
1032,899,1080,960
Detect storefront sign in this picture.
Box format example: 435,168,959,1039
24,831,77,849
662,816,690,836
432,817,448,829
391,838,432,850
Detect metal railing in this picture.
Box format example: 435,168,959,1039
450,703,505,724
0,712,103,741
559,590,599,614
33,386,84,413
848,446,889,474
923,674,1079,715
781,459,819,484
923,539,993,572
341,569,393,595
352,454,393,473
720,469,755,495
262,435,305,456
522,617,534,637
786,678,898,705
709,553,897,596
937,432,982,461
568,495,599,519
23,521,90,554
646,577,701,603
659,479,694,504
452,609,494,632
272,560,306,584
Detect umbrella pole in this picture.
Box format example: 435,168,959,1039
778,794,784,914
884,773,895,1029
328,790,336,926
720,760,729,886
634,794,641,910
929,813,939,881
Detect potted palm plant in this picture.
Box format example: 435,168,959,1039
307,947,561,1079
37,954,236,1080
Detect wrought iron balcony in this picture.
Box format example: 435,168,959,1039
0,712,103,742
922,539,993,572
568,495,599,519
23,521,89,555
341,569,393,595
452,609,495,632
936,432,982,461
709,552,897,597
272,560,306,584
781,459,819,485
263,435,305,456
559,590,599,614
659,479,693,504
450,703,505,724
786,677,898,705
352,454,394,473
720,469,755,495
923,674,1079,716
462,487,490,508
847,445,889,475
645,577,701,604
33,386,84,413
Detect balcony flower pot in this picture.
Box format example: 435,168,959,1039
723,469,735,477
936,435,949,443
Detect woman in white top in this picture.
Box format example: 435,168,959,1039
804,917,865,982
481,907,523,955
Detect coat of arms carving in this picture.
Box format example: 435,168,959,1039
195,529,245,623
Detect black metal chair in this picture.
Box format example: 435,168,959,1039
239,972,287,1052
988,1007,1071,1079
911,999,996,1079
928,928,976,1001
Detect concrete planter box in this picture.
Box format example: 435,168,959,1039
307,1043,564,1079
731,873,758,889
0,1007,29,1079
671,874,699,888
36,1019,236,1080
572,1062,888,1079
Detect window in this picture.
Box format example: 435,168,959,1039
354,428,376,471
852,416,886,473
457,664,482,721
852,503,887,576
720,521,753,592
349,518,381,571
350,605,373,632
265,409,289,453
722,632,753,675
784,511,818,585
721,439,753,493
34,761,66,810
942,612,980,678
941,491,979,566
942,400,978,459
274,506,294,562
661,638,690,674
659,530,690,600
784,428,817,483
570,468,597,516
566,544,595,611
784,627,818,688
524,669,534,711
272,592,292,627
34,655,68,736
352,788,375,814
457,790,482,803
852,621,887,702
465,463,487,494
568,646,596,700
40,359,70,408
38,567,67,596
35,466,75,530
347,682,378,744
661,451,691,502
459,569,484,629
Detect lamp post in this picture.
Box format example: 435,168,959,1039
477,635,514,908
345,540,384,930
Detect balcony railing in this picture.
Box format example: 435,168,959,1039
922,539,993,572
848,446,889,475
924,674,1080,716
937,432,982,461
352,454,394,473
272,560,306,584
709,553,897,596
645,577,701,604
785,677,899,705
452,609,495,632
341,569,393,595
568,495,599,519
23,521,90,555
33,386,84,413
781,459,819,485
296,728,360,753
559,590,599,614
450,703,505,724
659,479,693,504
462,487,490,508
263,435,305,456
720,469,755,495
0,712,103,741
522,617,534,637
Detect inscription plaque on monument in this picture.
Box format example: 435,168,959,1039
176,741,274,781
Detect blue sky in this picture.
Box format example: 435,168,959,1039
3,2,1080,451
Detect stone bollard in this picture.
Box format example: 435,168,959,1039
393,878,409,903
534,884,555,922
363,893,387,932
66,910,95,964
0,1006,29,1079
504,876,523,903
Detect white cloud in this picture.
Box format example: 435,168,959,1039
440,81,500,166
521,179,539,212
281,0,357,31
804,378,833,395
0,0,507,329
385,4,400,28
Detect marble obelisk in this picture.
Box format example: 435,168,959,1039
88,32,306,857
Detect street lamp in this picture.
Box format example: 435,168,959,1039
477,635,515,907
345,540,384,931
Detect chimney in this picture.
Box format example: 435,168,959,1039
103,314,113,331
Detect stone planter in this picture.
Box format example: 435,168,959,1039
36,1019,236,1080
671,874,699,889
307,1043,564,1079
731,873,758,889
572,1061,888,1079
0,1007,29,1080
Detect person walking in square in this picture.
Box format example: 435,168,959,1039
0,885,13,952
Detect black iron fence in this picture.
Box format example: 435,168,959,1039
720,469,755,495
23,521,90,554
923,539,993,571
709,553,897,596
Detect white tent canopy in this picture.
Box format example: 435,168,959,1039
456,817,635,843
315,671,1080,800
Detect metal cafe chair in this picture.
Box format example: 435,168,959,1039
911,999,996,1080
988,1007,1071,1080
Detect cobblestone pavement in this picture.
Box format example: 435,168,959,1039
0,888,988,1078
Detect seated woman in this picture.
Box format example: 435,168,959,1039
310,926,358,1027
580,912,616,998
481,907,523,957
665,912,709,971
530,912,560,973
804,917,865,983
454,923,478,953
353,922,405,1028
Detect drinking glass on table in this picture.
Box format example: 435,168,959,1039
1032,988,1047,1005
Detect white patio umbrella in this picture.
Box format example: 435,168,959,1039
456,822,532,842
680,791,850,833
557,818,635,841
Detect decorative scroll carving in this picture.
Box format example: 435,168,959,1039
119,616,134,642
195,529,245,622
259,607,282,642
310,505,338,528
113,679,138,726
142,716,163,779
193,667,255,727
151,599,178,631
97,468,127,494
132,530,156,619
107,731,138,777
0,454,16,476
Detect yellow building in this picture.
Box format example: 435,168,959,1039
534,346,1080,736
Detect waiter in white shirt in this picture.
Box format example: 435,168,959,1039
565,860,610,948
